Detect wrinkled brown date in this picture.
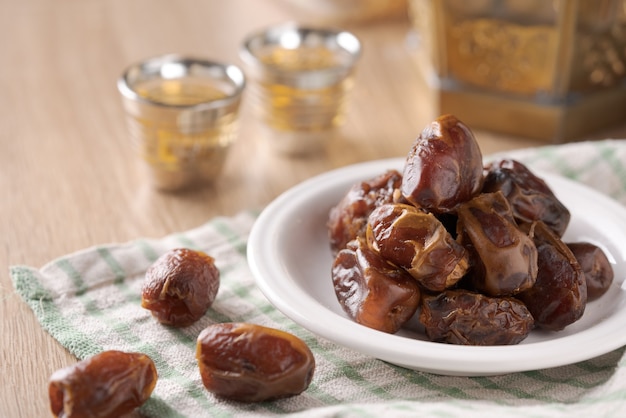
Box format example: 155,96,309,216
483,159,571,237
196,323,315,402
420,289,534,345
327,170,404,255
331,238,421,333
457,191,538,296
401,114,484,213
49,350,158,418
568,242,614,300
367,203,469,292
141,248,220,327
518,222,587,331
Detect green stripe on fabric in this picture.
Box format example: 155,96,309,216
536,147,580,180
305,382,341,404
213,218,248,256
98,248,142,309
97,247,126,284
519,349,625,398
598,143,626,201
136,238,161,262
141,396,189,418
388,364,475,400
55,258,88,295
175,218,248,257
524,368,610,390
471,376,548,402
576,153,605,179
10,266,54,301
202,303,235,324
175,233,198,250
10,266,102,358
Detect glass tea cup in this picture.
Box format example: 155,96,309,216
240,23,361,155
117,54,245,191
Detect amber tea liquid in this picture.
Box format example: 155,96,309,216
135,77,230,106
250,45,356,133
127,77,240,189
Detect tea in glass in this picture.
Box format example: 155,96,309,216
241,24,361,155
118,55,245,190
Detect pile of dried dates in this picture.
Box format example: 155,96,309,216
328,114,614,346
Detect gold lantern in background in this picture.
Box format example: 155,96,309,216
408,0,626,141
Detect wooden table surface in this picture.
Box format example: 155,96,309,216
2,1,626,416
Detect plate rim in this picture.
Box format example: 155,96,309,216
247,157,626,376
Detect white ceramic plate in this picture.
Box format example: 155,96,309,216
247,158,626,376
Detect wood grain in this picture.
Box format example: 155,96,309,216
2,1,625,417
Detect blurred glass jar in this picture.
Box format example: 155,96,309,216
280,0,408,25
408,0,626,141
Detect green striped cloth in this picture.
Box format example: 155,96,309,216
11,139,626,418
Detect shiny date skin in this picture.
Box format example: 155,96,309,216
196,323,315,402
401,114,484,214
457,191,538,296
420,289,534,345
331,238,421,334
367,203,469,292
483,159,571,237
48,350,158,418
327,169,404,255
518,221,587,331
141,248,220,327
567,242,614,300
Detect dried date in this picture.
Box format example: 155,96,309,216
567,242,614,300
483,159,570,236
331,238,421,333
196,323,315,402
420,289,534,345
518,222,586,331
141,248,220,327
367,203,469,292
48,350,158,418
456,191,538,296
401,114,484,213
327,170,404,254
